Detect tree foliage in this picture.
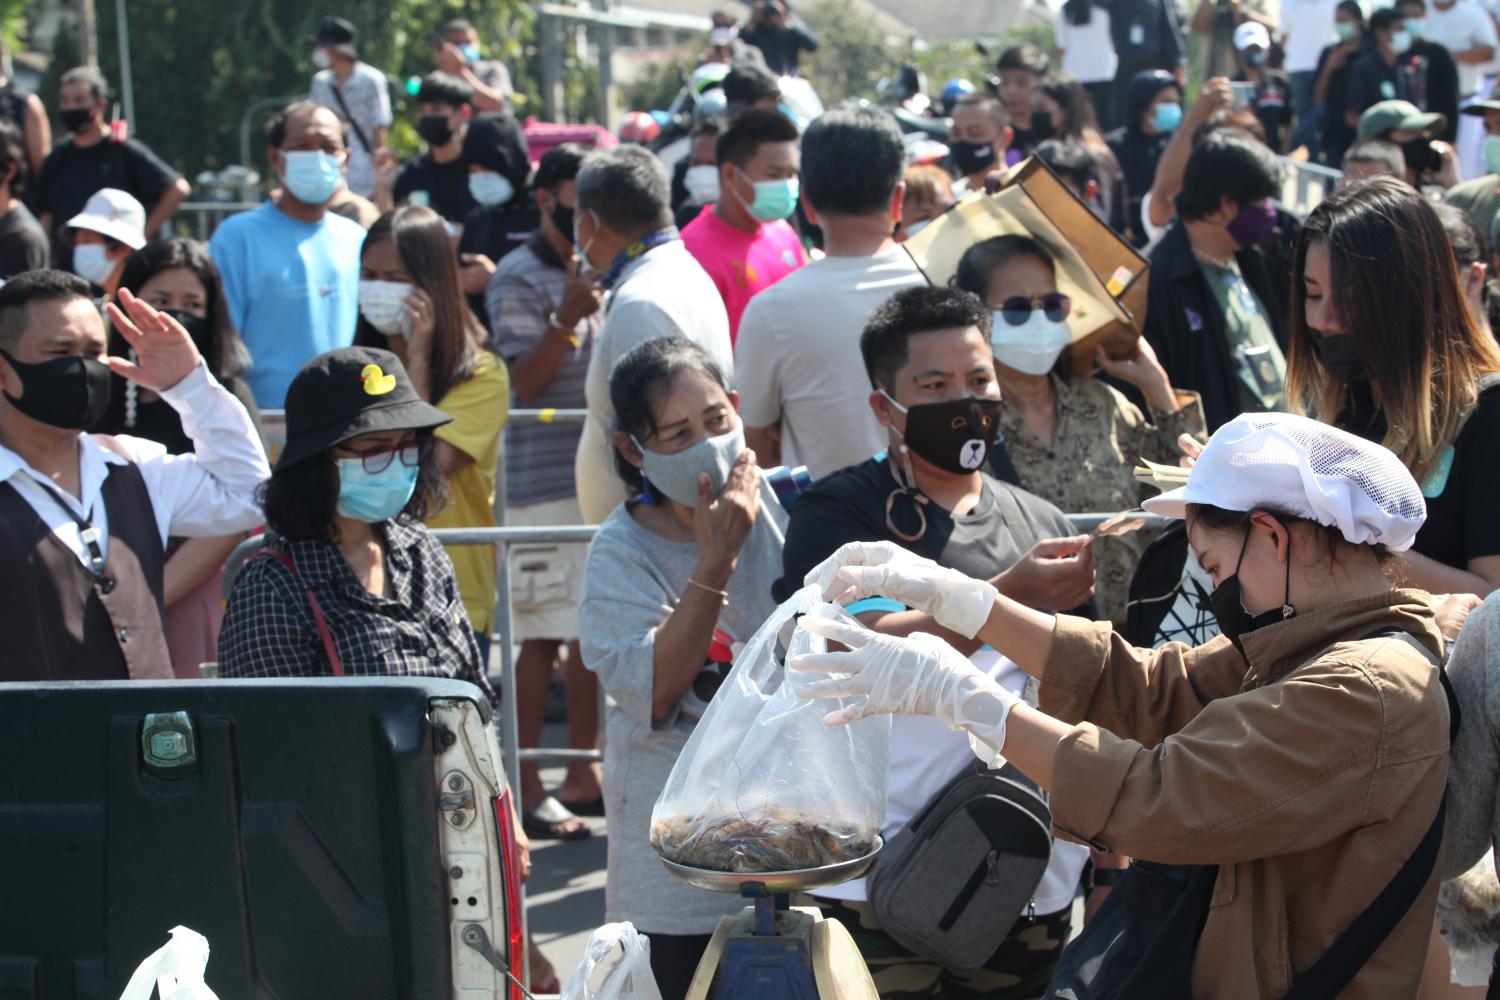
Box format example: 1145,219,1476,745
800,0,890,105
39,0,528,184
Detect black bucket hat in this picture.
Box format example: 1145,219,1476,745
309,16,359,59
277,347,451,470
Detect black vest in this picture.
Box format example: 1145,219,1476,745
0,457,169,681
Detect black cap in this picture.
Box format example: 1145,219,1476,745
310,16,358,57
277,347,451,470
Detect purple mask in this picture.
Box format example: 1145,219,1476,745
1225,201,1278,249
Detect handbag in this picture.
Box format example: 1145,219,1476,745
867,763,1052,971
1048,627,1458,999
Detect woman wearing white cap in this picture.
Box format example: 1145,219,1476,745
65,187,148,295
794,412,1451,998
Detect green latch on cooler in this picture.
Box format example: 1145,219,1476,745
141,711,198,768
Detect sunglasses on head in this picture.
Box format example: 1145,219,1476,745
996,292,1072,326
340,436,433,474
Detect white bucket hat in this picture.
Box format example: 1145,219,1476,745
66,188,148,250
1142,412,1427,551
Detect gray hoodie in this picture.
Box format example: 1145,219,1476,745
1442,591,1500,880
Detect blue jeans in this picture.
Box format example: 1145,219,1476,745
1289,69,1322,155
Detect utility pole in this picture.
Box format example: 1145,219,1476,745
77,0,99,67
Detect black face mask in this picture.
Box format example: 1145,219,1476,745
1031,111,1055,141
1308,329,1369,386
418,115,455,147
949,139,997,177
1208,524,1294,657
60,108,94,134
550,201,575,242
0,348,113,430
162,309,211,354
885,391,1002,475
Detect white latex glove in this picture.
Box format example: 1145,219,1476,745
803,541,999,639
791,615,1021,766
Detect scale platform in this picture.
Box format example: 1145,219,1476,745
660,838,882,1000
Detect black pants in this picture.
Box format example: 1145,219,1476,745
645,931,713,1000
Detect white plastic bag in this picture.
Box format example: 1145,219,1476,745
117,926,220,1000
1438,853,1500,986
650,586,892,873
560,922,663,1000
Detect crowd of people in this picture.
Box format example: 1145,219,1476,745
3,0,1500,996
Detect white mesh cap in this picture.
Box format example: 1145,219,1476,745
1141,412,1427,550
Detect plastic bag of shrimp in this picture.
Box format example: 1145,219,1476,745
650,585,891,874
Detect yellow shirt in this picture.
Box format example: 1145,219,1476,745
428,351,509,632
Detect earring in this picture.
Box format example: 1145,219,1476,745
637,470,657,506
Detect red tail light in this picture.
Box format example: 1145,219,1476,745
494,789,527,1000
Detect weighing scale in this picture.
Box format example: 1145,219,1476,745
659,838,883,1000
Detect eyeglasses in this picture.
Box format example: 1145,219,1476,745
996,293,1072,326
340,437,433,473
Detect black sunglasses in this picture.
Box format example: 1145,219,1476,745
996,293,1072,326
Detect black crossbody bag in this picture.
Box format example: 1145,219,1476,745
1047,628,1458,999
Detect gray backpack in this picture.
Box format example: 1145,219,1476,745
867,763,1053,970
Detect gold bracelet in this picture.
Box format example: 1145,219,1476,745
686,578,729,607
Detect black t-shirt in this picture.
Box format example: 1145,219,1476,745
1410,382,1500,570
1315,42,1362,166
0,201,50,278
772,456,1078,603
94,371,262,456
33,136,180,267
458,200,539,333
1237,70,1293,152
394,153,477,223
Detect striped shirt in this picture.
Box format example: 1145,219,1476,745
487,238,599,507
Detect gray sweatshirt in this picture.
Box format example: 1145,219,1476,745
1442,591,1500,880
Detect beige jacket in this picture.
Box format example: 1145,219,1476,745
1040,589,1450,999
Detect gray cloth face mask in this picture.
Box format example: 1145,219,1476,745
632,424,746,506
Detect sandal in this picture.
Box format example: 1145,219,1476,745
522,795,592,841
558,795,606,818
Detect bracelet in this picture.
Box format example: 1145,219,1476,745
686,578,729,607
546,312,581,348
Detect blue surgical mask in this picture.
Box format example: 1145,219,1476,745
1335,21,1358,40
1151,102,1183,134
468,170,515,207
1391,29,1414,53
335,458,419,523
282,150,342,205
459,42,481,63
1404,18,1426,37
738,170,800,223
1483,135,1500,176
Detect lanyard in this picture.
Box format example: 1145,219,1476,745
601,227,680,291
31,476,106,576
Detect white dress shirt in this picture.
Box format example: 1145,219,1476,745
0,362,271,570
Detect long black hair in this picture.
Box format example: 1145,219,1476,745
115,238,248,382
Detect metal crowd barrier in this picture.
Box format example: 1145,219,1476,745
1279,156,1343,218
160,201,262,241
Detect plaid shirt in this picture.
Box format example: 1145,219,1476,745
218,517,496,705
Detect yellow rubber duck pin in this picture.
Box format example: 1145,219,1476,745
360,363,397,396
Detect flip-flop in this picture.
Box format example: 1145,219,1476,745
522,795,592,841
558,795,606,818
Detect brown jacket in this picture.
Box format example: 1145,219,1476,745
1040,589,1449,999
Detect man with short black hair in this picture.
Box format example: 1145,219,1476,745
681,108,805,341
433,17,513,112
0,270,268,682
308,16,392,199
1346,7,1459,139
385,72,477,222
948,93,1013,193
774,284,1094,995
1033,138,1102,210
736,106,924,477
572,145,732,523
996,44,1051,156
722,62,783,115
210,101,365,406
34,66,189,272
0,119,48,279
1144,130,1287,430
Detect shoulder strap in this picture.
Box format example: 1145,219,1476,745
326,82,372,155
254,547,345,676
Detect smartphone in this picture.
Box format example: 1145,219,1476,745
1229,82,1256,110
